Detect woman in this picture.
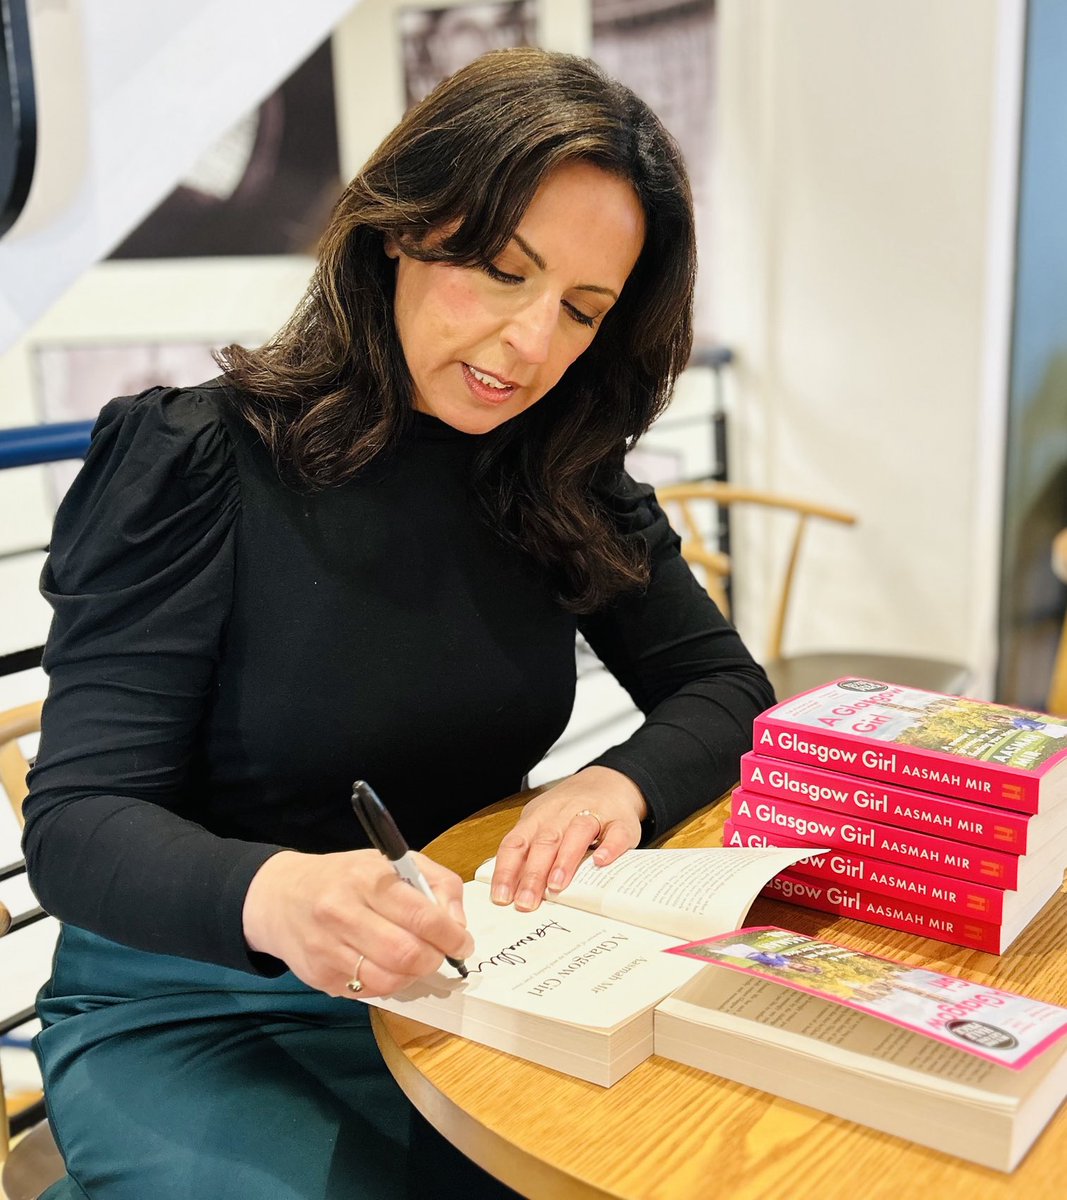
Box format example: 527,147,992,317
24,48,773,1199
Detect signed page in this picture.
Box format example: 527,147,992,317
363,880,703,1030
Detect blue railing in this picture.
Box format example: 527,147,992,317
0,421,94,471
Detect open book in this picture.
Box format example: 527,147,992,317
655,928,1067,1172
361,845,819,1085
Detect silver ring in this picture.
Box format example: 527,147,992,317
575,808,604,845
345,954,366,995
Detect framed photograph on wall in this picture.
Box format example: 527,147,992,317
109,38,342,260
591,0,717,342
398,1,537,108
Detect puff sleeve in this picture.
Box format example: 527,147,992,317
23,388,284,973
579,472,775,839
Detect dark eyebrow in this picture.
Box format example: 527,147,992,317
512,233,619,301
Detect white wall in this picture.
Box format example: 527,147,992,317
714,0,1023,696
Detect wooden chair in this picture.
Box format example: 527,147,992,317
0,703,41,829
656,482,972,700
1047,528,1067,717
1,702,66,1200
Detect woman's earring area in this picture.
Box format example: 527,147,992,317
346,954,367,995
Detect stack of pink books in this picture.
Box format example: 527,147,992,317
724,679,1067,953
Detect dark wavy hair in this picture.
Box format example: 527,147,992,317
218,47,696,612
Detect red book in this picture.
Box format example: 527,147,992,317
729,789,1067,889
723,819,1065,924
752,679,1067,814
758,870,1059,954
739,751,1054,852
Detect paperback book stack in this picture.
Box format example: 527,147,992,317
724,678,1067,953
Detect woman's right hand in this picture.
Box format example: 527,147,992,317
241,849,473,998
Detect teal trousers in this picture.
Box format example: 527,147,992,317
35,926,517,1200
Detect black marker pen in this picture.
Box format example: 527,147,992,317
351,780,469,979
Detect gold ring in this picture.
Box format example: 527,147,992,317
345,954,367,995
575,808,604,845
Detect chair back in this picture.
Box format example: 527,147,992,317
0,703,65,1199
0,703,41,827
655,482,971,698
0,879,60,1199
655,482,856,660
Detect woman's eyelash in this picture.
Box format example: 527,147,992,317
482,262,523,284
481,262,597,328
563,303,596,328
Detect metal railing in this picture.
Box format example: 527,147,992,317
0,420,94,471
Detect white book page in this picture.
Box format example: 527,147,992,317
364,880,703,1030
662,970,1035,1103
475,847,825,942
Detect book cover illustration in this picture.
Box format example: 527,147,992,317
666,927,1067,1069
761,679,1067,772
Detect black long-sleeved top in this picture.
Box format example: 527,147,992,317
23,382,773,974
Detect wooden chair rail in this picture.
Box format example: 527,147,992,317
0,702,41,828
655,483,856,660
0,702,59,1197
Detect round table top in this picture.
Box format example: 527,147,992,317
372,792,1067,1200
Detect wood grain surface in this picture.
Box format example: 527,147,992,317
372,791,1067,1199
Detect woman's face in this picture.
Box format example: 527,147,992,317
385,160,646,435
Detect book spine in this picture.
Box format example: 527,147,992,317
729,789,1022,887
739,752,1034,852
752,713,1039,813
759,871,1004,953
723,819,1009,922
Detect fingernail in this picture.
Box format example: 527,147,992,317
515,889,537,911
548,869,565,891
492,885,511,905
449,901,467,925
593,849,610,866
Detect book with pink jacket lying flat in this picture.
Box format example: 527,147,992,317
655,927,1067,1172
728,789,1067,890
724,819,1062,925
752,678,1067,814
758,869,1054,954
739,751,1057,851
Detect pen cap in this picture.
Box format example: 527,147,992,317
351,780,408,861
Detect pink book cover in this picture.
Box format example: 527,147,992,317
759,870,1006,954
740,750,1042,852
665,926,1067,1069
730,789,1027,888
723,819,1015,922
752,678,1067,814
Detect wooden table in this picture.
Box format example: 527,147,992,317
371,794,1067,1199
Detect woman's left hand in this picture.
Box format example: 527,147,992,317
489,766,647,911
